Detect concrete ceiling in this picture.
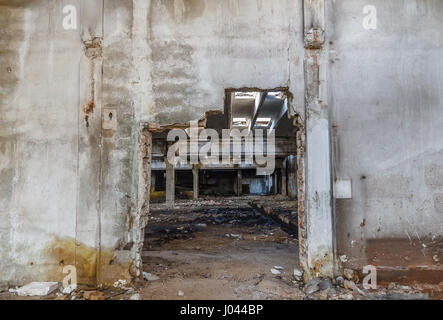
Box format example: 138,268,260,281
230,91,289,131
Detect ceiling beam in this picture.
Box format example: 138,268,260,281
270,98,289,130
249,91,268,132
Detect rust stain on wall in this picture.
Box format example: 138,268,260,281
43,237,133,286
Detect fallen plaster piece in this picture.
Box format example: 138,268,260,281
113,279,128,289
270,268,281,275
143,272,160,282
130,293,141,300
274,266,284,270
293,268,303,278
16,282,59,296
62,284,76,295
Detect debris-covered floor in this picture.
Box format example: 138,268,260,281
140,198,301,300
1,198,441,300
137,198,439,300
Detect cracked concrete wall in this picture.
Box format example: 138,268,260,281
0,0,82,285
0,0,137,286
327,0,443,274
0,0,306,286
2,0,441,287
142,0,305,124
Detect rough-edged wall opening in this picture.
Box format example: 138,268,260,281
132,88,309,298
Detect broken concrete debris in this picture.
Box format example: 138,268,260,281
343,268,354,281
270,269,282,275
304,280,320,295
83,291,105,300
113,279,128,289
62,284,76,295
143,272,160,282
318,279,333,291
293,268,303,279
16,282,59,297
130,293,141,300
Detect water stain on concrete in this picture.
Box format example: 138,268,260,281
44,237,133,286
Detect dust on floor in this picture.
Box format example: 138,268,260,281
1,198,441,300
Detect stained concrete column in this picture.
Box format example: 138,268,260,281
166,159,175,208
76,0,104,284
281,162,287,196
273,171,278,195
193,165,199,200
287,155,297,199
302,0,334,279
237,170,242,196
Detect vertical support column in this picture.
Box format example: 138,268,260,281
166,158,175,208
76,0,104,286
134,127,152,279
273,171,278,195
302,0,334,279
193,165,199,200
281,161,287,196
287,155,298,199
237,170,243,196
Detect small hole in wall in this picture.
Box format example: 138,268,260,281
29,262,34,266
109,112,113,120
109,259,114,265
59,260,65,266
6,67,12,73
361,175,367,180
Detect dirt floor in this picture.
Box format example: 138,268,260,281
1,197,441,300
140,198,301,300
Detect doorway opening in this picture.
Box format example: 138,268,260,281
140,88,302,299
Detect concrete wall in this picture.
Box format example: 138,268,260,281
327,0,443,270
0,0,305,286
143,0,305,124
0,0,140,286
0,0,82,285
1,0,441,286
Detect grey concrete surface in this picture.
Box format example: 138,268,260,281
0,0,441,286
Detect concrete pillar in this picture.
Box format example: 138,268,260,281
287,155,297,199
192,165,199,200
273,171,278,195
166,159,175,208
302,0,334,279
135,127,152,279
281,163,287,196
237,170,242,196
